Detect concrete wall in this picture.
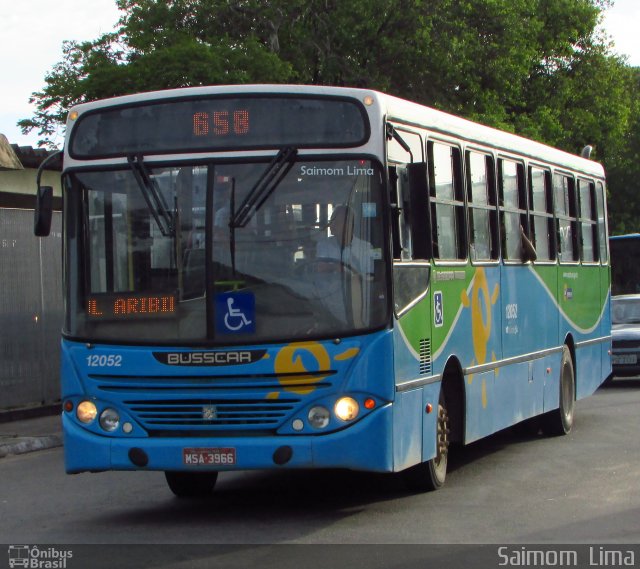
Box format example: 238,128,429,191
0,150,64,412
0,209,63,410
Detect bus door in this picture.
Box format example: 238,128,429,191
387,127,435,469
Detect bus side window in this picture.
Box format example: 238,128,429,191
466,151,498,261
578,178,597,262
529,166,555,262
498,158,527,262
388,166,403,260
554,173,579,263
596,182,608,264
428,141,465,260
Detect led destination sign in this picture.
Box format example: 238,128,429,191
70,96,369,158
87,293,176,320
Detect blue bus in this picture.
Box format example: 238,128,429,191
35,85,611,496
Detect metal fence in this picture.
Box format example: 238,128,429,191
0,208,63,411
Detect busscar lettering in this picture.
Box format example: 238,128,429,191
166,351,254,365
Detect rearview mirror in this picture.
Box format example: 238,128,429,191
34,149,62,237
34,186,53,237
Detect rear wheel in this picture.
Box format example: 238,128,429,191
403,390,449,491
164,471,218,498
544,345,575,436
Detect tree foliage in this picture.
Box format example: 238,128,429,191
19,0,639,232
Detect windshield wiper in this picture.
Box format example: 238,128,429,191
127,154,175,236
231,146,298,228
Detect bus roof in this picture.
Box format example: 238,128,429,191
67,84,606,178
379,91,605,178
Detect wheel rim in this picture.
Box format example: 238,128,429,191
434,402,449,481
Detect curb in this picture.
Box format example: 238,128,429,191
0,404,61,424
0,435,63,458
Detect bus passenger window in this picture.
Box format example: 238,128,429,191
498,159,527,262
467,151,497,261
596,182,608,264
529,167,554,261
429,142,465,260
554,174,578,263
578,179,597,262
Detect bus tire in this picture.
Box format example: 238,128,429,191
165,471,218,498
544,345,575,436
403,389,449,492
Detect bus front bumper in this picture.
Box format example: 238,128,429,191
63,404,393,474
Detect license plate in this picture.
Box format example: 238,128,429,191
613,354,637,365
183,447,236,466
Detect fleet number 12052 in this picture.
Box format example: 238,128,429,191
87,355,122,367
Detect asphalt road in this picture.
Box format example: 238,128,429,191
1,380,639,567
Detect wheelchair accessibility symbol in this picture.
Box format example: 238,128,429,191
434,291,444,327
216,292,256,334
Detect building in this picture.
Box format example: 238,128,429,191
0,134,63,415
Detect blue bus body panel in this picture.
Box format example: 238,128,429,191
392,265,610,446
63,404,394,473
61,330,398,474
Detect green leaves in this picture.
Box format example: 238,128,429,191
20,0,639,231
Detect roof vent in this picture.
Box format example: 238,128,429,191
581,145,593,159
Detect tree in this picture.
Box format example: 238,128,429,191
605,67,640,234
20,0,637,235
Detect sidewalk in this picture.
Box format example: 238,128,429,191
0,413,63,458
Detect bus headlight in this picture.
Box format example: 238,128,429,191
76,401,98,424
335,397,359,421
308,406,330,429
99,408,120,432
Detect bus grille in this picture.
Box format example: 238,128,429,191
89,371,333,435
125,398,300,431
419,338,432,375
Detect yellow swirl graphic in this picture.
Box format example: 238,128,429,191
274,342,332,394
462,268,499,409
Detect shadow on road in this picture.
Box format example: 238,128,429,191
99,423,546,529
600,377,640,389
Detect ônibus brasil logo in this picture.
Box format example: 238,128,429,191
8,545,73,569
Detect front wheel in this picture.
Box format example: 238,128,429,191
403,390,449,492
543,345,575,436
165,471,218,498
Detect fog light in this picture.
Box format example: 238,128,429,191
99,408,120,432
335,397,359,421
76,401,97,424
308,406,330,429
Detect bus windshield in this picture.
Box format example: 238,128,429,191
64,158,388,344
